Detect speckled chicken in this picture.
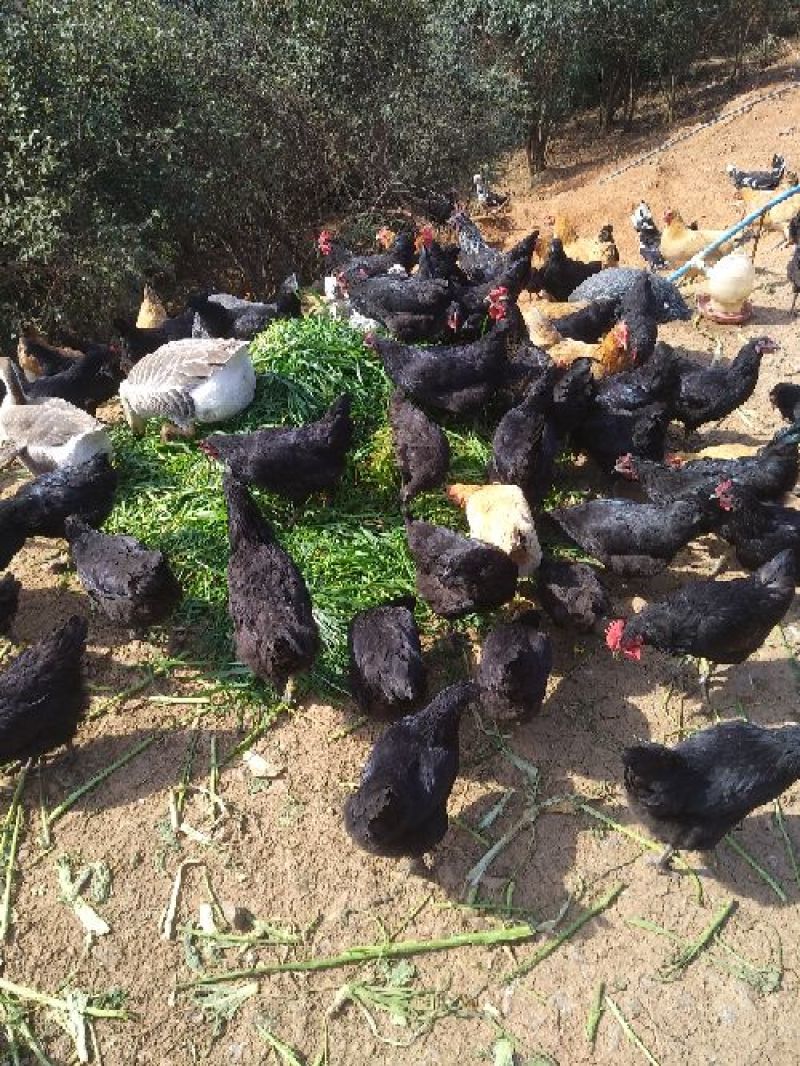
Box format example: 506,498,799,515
344,681,474,859
477,611,552,722
405,518,518,618
388,391,450,502
624,720,800,870
0,616,88,764
348,599,426,719
365,324,507,416
223,474,320,696
64,516,181,629
199,395,354,501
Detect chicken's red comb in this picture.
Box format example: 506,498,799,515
488,285,509,301
317,230,333,253
665,453,685,469
605,619,625,652
363,333,377,349
714,478,734,496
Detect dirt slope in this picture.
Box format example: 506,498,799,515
2,56,800,1066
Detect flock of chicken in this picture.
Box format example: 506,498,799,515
1,153,800,881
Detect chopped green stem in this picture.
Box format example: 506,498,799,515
659,899,736,980
45,735,158,831
585,981,605,1046
773,799,800,890
725,836,788,902
180,923,540,989
503,883,624,983
606,997,661,1066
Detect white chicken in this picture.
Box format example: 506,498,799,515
697,252,756,322
446,483,541,577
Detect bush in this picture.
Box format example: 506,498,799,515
0,0,513,345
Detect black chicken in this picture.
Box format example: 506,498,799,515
0,455,117,569
22,345,123,414
388,391,450,503
64,516,181,629
615,426,800,505
616,272,660,365
537,557,609,632
343,681,474,860
624,719,800,870
573,403,669,474
189,276,301,340
417,239,466,284
0,573,21,633
477,611,552,722
672,337,779,434
594,342,679,413
453,256,533,317
489,368,559,506
713,479,800,570
499,343,554,408
0,616,88,764
318,229,417,281
540,239,602,302
199,395,354,501
17,334,82,379
405,518,518,618
365,325,507,416
550,492,721,577
114,310,195,368
607,549,796,700
348,599,426,719
551,298,618,344
347,275,451,343
770,383,800,423
223,475,320,696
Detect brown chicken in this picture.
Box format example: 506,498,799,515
660,210,730,268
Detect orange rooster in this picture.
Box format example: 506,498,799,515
521,306,631,376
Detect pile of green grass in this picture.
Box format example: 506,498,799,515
106,316,494,700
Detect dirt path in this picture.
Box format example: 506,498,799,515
2,58,800,1066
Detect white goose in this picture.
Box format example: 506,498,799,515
0,358,112,474
118,337,256,439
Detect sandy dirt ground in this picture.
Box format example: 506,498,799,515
2,50,800,1066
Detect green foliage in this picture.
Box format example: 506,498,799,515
0,0,513,345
